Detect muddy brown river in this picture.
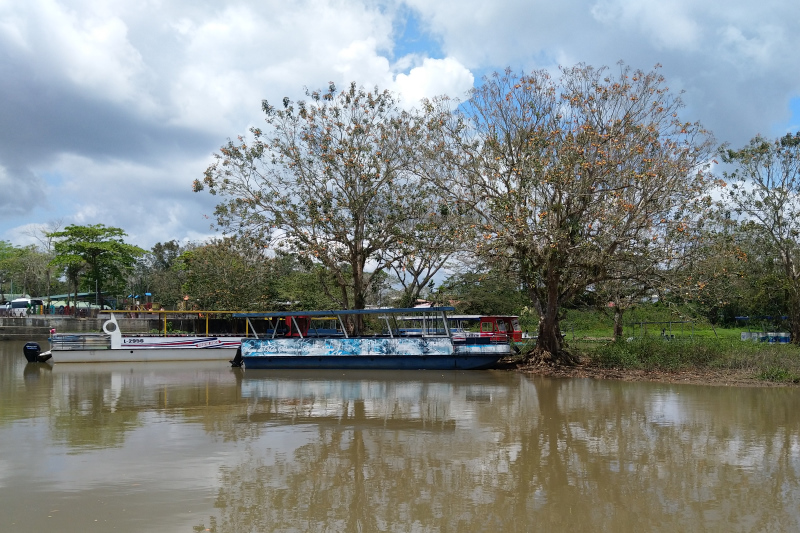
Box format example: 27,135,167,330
2,339,799,532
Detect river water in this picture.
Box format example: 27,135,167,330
1,339,799,532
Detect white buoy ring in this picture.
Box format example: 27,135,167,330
103,318,118,334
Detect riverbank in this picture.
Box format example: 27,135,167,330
514,358,794,387
507,335,800,387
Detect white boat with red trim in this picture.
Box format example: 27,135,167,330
23,313,245,364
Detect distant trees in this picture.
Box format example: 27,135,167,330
143,240,188,307
127,240,194,309
432,64,715,363
678,218,783,327
180,237,277,311
0,241,13,300
270,252,340,310
0,240,29,300
436,260,527,315
121,239,344,312
0,240,63,301
719,132,800,343
595,275,656,341
387,195,466,307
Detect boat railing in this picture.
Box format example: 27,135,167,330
51,333,111,351
103,310,259,337
232,307,458,340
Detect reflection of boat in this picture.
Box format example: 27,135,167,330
23,361,52,382
23,313,246,364
233,307,511,370
239,369,511,399
48,359,241,377
238,369,515,428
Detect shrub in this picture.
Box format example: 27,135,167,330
593,337,727,370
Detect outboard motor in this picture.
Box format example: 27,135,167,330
23,342,52,363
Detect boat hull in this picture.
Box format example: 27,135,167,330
242,354,502,370
240,337,508,370
50,337,242,363
50,346,239,363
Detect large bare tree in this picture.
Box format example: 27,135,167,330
433,64,715,363
195,83,442,329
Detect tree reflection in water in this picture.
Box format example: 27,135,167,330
4,355,799,532
198,374,800,532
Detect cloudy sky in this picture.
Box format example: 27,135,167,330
2,0,799,250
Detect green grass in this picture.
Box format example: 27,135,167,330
555,304,715,340
520,305,800,383
585,336,800,383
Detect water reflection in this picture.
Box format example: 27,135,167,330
206,372,800,533
1,341,800,532
238,370,516,430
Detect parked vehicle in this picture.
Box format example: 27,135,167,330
9,298,44,317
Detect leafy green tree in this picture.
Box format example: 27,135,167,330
24,220,64,305
15,246,52,298
0,241,56,300
180,236,276,311
271,252,339,310
437,261,527,316
719,132,800,341
593,234,696,339
195,82,443,331
433,64,715,363
130,240,195,309
0,240,18,301
703,223,787,327
595,277,655,340
48,224,145,309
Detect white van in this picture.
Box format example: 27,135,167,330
10,298,44,317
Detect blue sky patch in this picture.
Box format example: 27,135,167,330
773,96,800,137
393,8,442,59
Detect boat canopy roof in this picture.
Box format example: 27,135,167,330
232,306,456,318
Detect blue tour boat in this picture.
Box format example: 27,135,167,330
231,307,511,370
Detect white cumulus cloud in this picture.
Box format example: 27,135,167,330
394,57,474,105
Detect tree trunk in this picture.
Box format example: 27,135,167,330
529,267,579,366
613,306,624,340
352,263,365,335
537,305,563,355
791,319,800,346
790,285,800,345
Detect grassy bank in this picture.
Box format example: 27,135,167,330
518,305,800,384
588,337,800,383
